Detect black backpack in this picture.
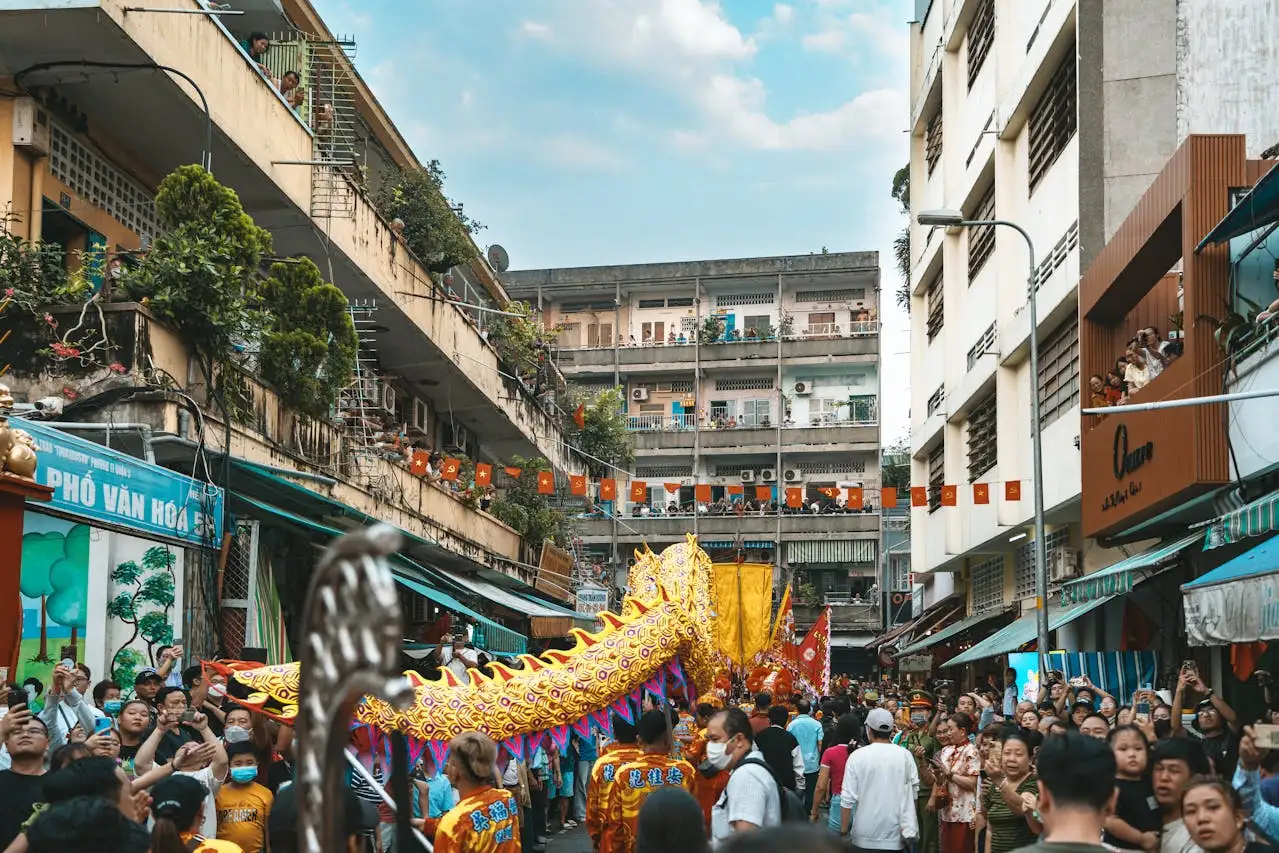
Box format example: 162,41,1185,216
737,756,807,823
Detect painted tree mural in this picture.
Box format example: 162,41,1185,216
106,546,177,691
20,525,90,663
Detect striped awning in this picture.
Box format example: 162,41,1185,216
786,539,877,564
1204,490,1279,550
1060,532,1201,606
942,595,1115,668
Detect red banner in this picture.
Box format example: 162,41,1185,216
973,482,990,504
440,458,461,481
537,471,555,494
600,478,617,500
475,463,493,487
630,481,648,502
570,475,587,496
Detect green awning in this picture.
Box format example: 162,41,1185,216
1204,490,1279,550
942,595,1115,667
1060,532,1201,606
895,609,1009,657
1196,162,1279,250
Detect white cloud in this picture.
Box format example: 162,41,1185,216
460,89,474,109
538,134,627,171
772,3,795,24
801,29,846,52
520,20,554,40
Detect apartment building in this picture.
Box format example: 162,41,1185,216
506,252,888,666
0,0,583,670
901,0,1279,669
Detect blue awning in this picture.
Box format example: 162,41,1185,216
1183,534,1279,590
895,609,1009,657
1060,532,1201,605
941,595,1116,667
1196,162,1279,251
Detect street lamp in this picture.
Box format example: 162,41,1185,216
916,209,1050,681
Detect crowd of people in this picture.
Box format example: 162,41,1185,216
1089,327,1182,410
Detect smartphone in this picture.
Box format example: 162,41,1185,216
1069,676,1086,688
180,708,197,724
93,716,114,735
1135,699,1151,724
1182,660,1199,677
5,689,25,709
59,658,75,671
1255,724,1279,750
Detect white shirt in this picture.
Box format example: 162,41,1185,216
440,646,479,680
840,741,920,850
1161,818,1203,853
712,749,781,845
175,765,225,840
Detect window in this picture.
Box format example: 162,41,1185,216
638,298,665,309
1015,528,1070,599
1034,221,1080,293
926,385,944,417
1038,317,1079,428
928,443,944,513
680,317,698,333
715,292,775,308
669,380,694,393
561,300,615,312
925,273,944,341
666,297,694,308
807,312,836,334
744,314,771,333
1028,49,1078,191
741,399,771,426
889,553,911,591
966,323,996,370
967,0,994,89
586,323,612,347
794,288,867,303
925,111,943,175
641,321,665,341
714,377,775,391
967,184,996,281
796,458,868,474
970,555,1004,614
812,374,867,387
636,465,692,478
50,124,159,239
966,393,997,481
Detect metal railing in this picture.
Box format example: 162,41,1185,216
627,413,698,431
625,402,878,432
559,320,880,350
578,505,883,519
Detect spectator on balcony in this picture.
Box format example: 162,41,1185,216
1089,375,1109,409
668,330,677,344
1104,371,1125,404
1124,347,1151,393
241,31,275,83
783,412,795,427
1139,328,1169,379
278,70,306,111
677,333,688,344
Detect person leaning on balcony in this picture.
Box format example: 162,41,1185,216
241,31,276,84
1104,371,1125,405
278,70,306,111
1089,375,1110,409
1124,347,1151,392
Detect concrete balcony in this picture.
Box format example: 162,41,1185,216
556,330,880,378
571,511,882,546
630,423,880,456
795,601,882,632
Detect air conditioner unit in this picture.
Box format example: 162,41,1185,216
12,97,50,156
1049,547,1080,582
631,388,649,402
740,470,757,483
783,469,803,483
794,381,812,395
760,468,777,482
412,399,430,430
380,383,397,414
443,422,469,453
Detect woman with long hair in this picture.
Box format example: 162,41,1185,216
1182,776,1265,853
149,774,241,853
432,732,520,853
811,713,861,831
976,733,1041,853
934,713,981,853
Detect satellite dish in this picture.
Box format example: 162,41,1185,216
488,244,510,272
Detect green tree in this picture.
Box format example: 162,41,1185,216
258,258,358,419
891,164,911,313
486,301,560,382
570,387,634,478
490,455,571,547
19,531,63,663
107,546,179,682
372,161,481,273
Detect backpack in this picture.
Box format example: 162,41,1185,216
737,756,807,823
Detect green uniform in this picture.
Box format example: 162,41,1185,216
901,730,942,853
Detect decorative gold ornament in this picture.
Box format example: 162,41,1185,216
0,383,38,481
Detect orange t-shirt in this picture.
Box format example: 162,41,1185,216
433,787,520,853
587,744,643,848
601,754,696,853
692,765,729,833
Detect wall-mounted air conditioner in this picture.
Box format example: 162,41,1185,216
1049,548,1080,582
760,468,777,482
631,388,649,402
740,470,757,483
794,381,812,395
12,98,50,156
783,469,803,483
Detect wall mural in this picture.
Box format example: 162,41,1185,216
18,515,90,690
106,544,178,692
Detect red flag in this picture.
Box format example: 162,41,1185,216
475,463,493,487
1005,480,1022,501
573,404,586,429
630,481,648,503
727,485,744,496
910,486,927,507
440,457,461,481
941,485,957,507
504,466,523,478
785,487,804,508
847,487,863,509
537,471,555,494
664,483,681,494
820,487,839,498
409,451,429,477
796,606,831,694
755,486,772,502
570,475,587,496
694,484,712,502
881,487,898,508
600,478,617,500
973,482,990,505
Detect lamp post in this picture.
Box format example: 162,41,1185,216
916,210,1050,680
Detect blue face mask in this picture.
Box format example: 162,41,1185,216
104,699,123,715
230,766,257,784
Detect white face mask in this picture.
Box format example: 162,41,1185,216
705,741,731,770
224,726,251,744
208,683,228,699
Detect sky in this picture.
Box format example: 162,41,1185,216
311,0,915,443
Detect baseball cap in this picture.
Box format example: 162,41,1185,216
268,781,377,847
135,667,163,682
865,707,895,734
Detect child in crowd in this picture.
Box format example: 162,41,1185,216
216,742,274,853
1104,724,1161,850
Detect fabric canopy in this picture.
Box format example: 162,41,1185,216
894,609,1007,657
1196,162,1279,250
439,570,591,623
1060,532,1201,605
1204,490,1279,550
1183,536,1279,646
712,562,775,665
942,596,1115,667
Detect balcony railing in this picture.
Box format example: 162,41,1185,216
625,400,879,432
560,320,880,350
628,413,697,431
578,505,883,519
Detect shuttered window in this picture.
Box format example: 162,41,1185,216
967,0,995,89
1028,49,1078,191
925,111,943,175
967,184,996,281
928,443,945,513
926,273,944,341
1038,317,1079,429
966,393,998,481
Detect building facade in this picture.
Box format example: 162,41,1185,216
505,252,888,665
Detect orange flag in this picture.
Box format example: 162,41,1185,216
504,466,523,478
847,487,864,509
727,485,744,496
881,487,898,508
941,485,957,507
1005,480,1022,501
820,487,840,499
409,451,429,477
537,471,555,494
694,484,712,502
440,458,461,481
785,487,804,508
573,404,586,429
910,486,927,507
600,478,617,500
973,482,990,505
475,463,493,487
664,483,681,494
630,481,648,502
570,474,587,496
755,485,772,502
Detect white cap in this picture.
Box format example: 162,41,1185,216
866,707,895,734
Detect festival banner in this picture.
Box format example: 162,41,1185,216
537,471,555,494
599,478,617,500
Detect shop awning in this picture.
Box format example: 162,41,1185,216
1060,532,1201,606
1183,536,1279,645
870,616,922,650
1204,490,1279,550
1196,161,1279,250
941,596,1116,667
439,571,594,627
895,609,1008,657
786,539,877,564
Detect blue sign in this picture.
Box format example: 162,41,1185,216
19,419,223,546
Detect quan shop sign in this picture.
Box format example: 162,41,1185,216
1100,424,1154,514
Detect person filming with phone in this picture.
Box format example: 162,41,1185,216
1172,662,1241,778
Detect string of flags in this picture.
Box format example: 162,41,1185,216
404,453,1025,508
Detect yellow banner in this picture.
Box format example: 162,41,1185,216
712,562,775,666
